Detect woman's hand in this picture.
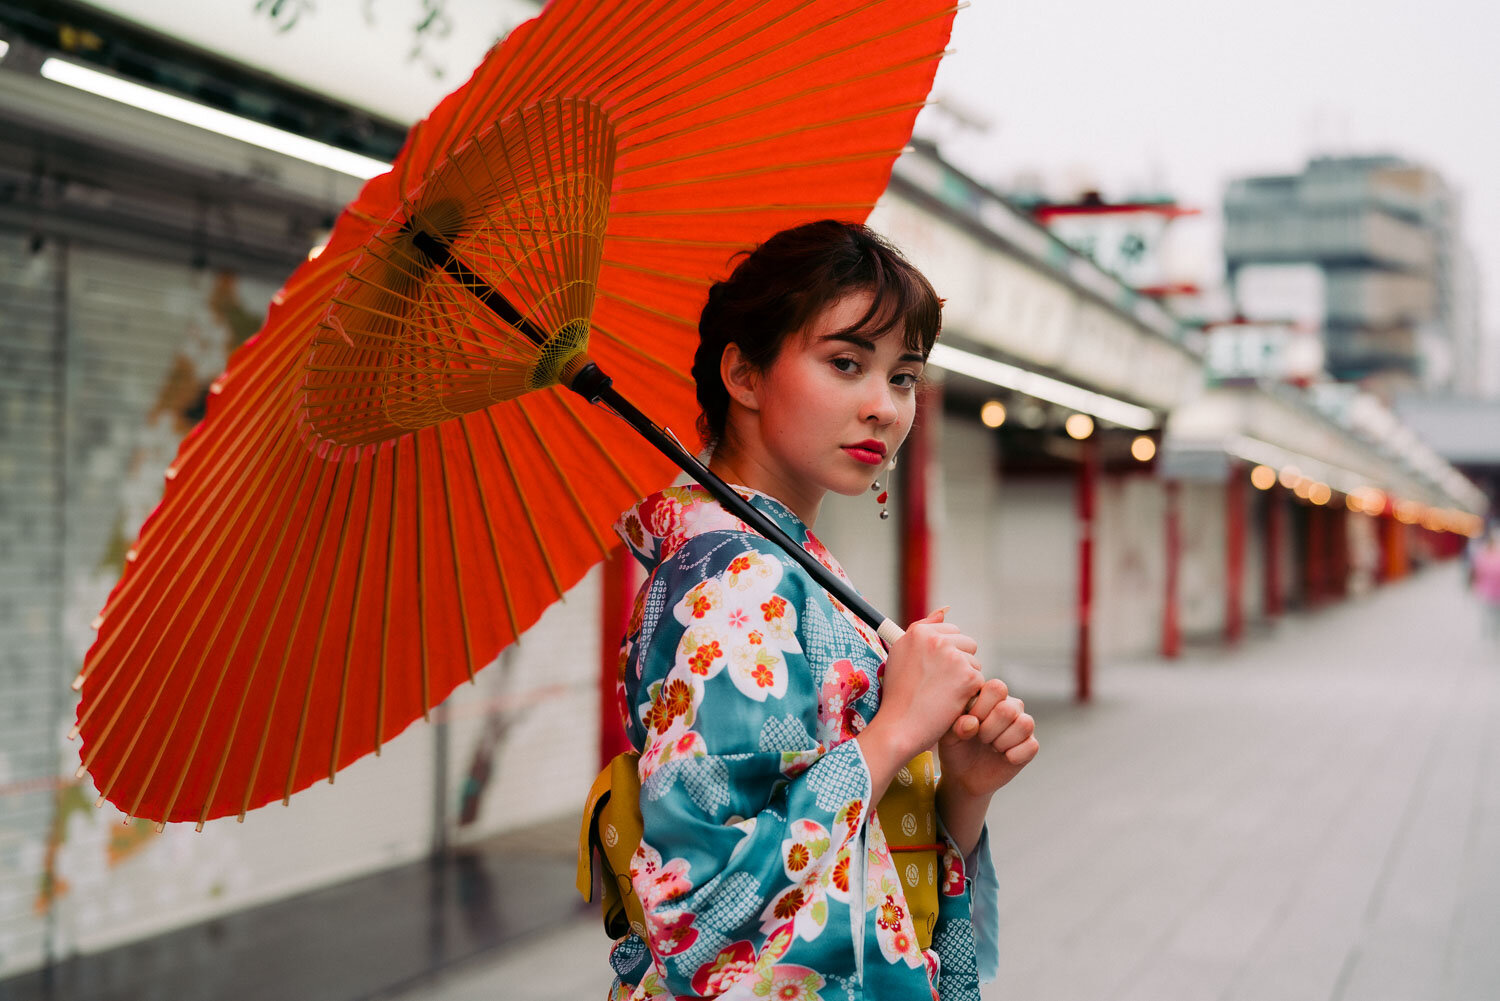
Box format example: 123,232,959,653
935,676,1038,857
862,608,983,767
938,677,1038,799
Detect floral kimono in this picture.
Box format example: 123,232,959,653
606,485,999,1000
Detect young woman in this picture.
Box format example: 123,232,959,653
603,220,1037,999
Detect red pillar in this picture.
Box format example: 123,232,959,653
898,385,939,625
1075,437,1098,703
1162,480,1181,659
1264,488,1283,617
598,547,639,768
1305,502,1326,605
1377,501,1407,583
1329,506,1349,599
1225,463,1246,643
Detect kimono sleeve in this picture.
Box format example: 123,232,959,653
931,821,1001,991
626,533,871,995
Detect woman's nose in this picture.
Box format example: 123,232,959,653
861,381,899,425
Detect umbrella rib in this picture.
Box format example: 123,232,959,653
611,202,876,219
413,434,432,721
472,129,560,324
284,453,363,803
614,148,910,194
540,0,660,110
591,289,700,329
238,454,346,821
598,259,713,286
618,97,930,164
435,423,480,684
586,323,696,383
561,98,584,340
85,422,307,816
619,101,933,168
612,3,952,137
363,238,518,347
586,0,811,119
156,438,318,828
330,451,382,784
304,333,500,380
324,293,500,357
554,392,646,499
447,149,557,346
437,147,548,326
528,98,577,337
514,394,611,559
416,0,589,159
482,407,565,601
85,346,317,662
74,391,303,727
376,438,401,755
188,442,324,829
342,250,425,299
458,417,522,642
155,439,320,828
600,234,753,251
485,120,572,337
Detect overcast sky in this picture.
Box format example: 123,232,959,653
915,0,1500,372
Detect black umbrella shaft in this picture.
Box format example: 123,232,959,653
591,379,896,640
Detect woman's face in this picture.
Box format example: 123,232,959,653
730,289,925,513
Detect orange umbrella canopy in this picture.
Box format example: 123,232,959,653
75,0,957,827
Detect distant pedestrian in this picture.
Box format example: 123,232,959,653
1473,531,1500,639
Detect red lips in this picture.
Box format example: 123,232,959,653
842,439,886,465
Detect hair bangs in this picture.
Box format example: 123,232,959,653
831,246,942,359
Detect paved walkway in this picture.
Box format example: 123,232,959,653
385,563,1500,1001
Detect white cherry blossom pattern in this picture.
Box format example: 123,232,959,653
865,816,926,969
759,875,829,943
757,812,861,945
637,708,707,781
638,672,704,735
781,819,834,882
671,548,803,702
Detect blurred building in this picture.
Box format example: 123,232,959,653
1223,156,1482,399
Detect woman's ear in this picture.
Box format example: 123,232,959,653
719,342,761,412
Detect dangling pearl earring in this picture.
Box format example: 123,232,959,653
871,455,895,520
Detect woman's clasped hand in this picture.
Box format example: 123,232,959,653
859,607,1038,811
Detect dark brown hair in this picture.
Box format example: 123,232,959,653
692,219,942,445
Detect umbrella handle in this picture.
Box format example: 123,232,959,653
571,363,905,648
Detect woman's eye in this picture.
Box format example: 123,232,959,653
831,357,858,373
891,372,918,389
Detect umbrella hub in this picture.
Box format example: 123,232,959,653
300,97,617,446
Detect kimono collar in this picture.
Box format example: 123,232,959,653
615,484,811,573
614,485,886,657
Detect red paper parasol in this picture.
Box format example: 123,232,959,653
74,0,958,827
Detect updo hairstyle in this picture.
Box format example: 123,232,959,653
691,219,942,445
